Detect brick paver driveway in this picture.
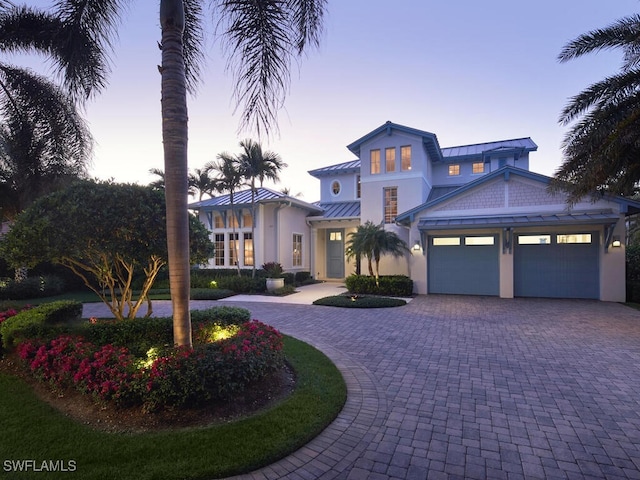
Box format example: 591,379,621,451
226,295,640,480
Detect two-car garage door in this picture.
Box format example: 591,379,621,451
427,231,600,299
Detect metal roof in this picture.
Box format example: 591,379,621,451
417,212,620,230
188,187,323,213
427,185,463,202
442,138,538,160
309,201,361,220
308,159,360,178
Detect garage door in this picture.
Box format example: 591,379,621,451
428,235,499,296
514,232,599,299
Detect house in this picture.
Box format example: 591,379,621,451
190,121,640,301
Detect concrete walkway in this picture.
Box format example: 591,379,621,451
82,289,640,479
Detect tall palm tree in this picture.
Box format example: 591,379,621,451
53,0,327,346
207,153,243,275
0,4,95,221
553,13,640,203
236,138,287,276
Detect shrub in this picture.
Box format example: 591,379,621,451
16,319,284,411
189,288,235,300
282,272,295,285
345,274,413,296
191,306,251,326
294,271,311,283
313,295,406,308
0,300,82,351
261,262,283,278
0,275,66,300
215,275,265,293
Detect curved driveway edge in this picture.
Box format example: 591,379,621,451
83,295,640,479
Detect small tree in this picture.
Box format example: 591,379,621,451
345,221,409,282
0,181,213,320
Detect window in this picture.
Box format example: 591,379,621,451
401,145,412,171
293,234,302,267
356,175,361,199
385,147,396,172
557,234,592,244
448,164,460,176
465,236,494,245
331,180,341,196
214,234,225,266
370,149,381,174
518,235,551,245
228,212,239,229
214,213,224,229
472,162,485,174
242,211,253,228
383,187,398,223
433,237,461,246
329,231,342,241
243,233,254,266
229,233,239,265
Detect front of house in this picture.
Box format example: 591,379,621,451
190,121,639,302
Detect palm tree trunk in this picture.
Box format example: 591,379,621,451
160,0,191,347
251,178,256,278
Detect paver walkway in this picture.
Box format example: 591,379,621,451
84,290,640,479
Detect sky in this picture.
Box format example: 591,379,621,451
18,0,640,201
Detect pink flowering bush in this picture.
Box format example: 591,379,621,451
15,319,285,411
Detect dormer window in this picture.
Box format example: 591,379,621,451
401,145,412,171
448,164,461,176
370,149,381,174
331,180,341,196
385,147,396,172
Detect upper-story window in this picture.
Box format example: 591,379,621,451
331,180,341,196
214,213,224,229
242,210,253,227
401,145,411,171
385,147,396,172
383,187,398,224
472,162,485,174
448,164,460,176
356,175,361,199
370,149,381,174
228,212,239,228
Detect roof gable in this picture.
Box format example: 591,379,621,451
441,138,537,160
308,159,360,178
346,121,443,162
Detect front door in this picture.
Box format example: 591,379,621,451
326,229,345,278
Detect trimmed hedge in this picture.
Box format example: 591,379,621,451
313,295,406,308
345,274,413,296
0,300,82,351
80,306,252,356
0,275,66,300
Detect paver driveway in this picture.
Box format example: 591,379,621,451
224,296,640,480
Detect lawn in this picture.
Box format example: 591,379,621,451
0,336,346,479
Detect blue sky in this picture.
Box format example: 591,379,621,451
22,1,640,200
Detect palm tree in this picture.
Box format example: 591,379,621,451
207,153,243,275
236,139,287,277
188,167,216,200
345,221,409,282
148,168,166,191
553,14,640,203
0,4,95,221
52,0,327,346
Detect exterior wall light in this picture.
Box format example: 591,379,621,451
412,240,421,251
612,236,622,248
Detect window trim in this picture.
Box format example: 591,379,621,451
385,147,396,173
330,180,341,197
448,164,461,176
401,145,412,171
370,149,381,175
292,233,303,267
383,186,398,224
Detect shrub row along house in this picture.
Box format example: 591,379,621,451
190,121,640,301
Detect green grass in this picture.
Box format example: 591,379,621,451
0,336,346,479
313,294,407,308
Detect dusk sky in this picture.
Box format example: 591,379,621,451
21,1,640,200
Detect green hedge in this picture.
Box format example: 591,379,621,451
345,274,413,296
0,300,82,351
78,306,252,356
313,295,406,308
0,275,66,300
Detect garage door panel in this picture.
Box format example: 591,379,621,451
514,232,599,299
428,235,499,296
